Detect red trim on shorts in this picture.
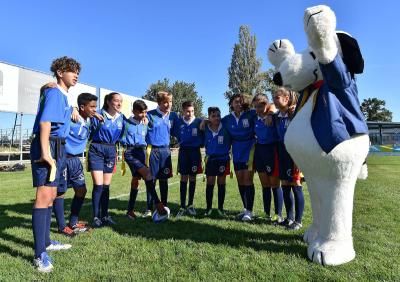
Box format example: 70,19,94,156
272,147,279,177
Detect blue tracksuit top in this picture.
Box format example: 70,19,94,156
146,108,179,146
172,117,204,148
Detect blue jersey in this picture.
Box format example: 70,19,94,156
90,109,125,144
295,54,368,153
275,111,290,142
65,116,91,155
172,117,203,148
32,87,72,138
146,108,179,146
222,110,256,142
254,115,279,145
120,116,148,147
204,124,231,160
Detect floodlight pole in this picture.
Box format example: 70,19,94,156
19,113,23,162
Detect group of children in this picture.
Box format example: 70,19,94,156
30,56,304,272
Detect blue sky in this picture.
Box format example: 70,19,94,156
0,0,398,130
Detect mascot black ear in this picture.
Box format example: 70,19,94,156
337,32,364,78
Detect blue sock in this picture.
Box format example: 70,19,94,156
145,180,160,205
53,197,66,231
179,181,187,208
238,185,247,209
272,187,283,217
292,185,304,223
262,187,272,216
159,180,168,206
70,196,85,227
100,185,110,218
45,206,52,247
217,184,226,210
32,208,47,258
206,184,214,210
92,184,103,218
127,188,138,213
188,181,196,207
282,185,294,220
246,185,255,212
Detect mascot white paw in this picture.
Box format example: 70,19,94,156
268,5,369,266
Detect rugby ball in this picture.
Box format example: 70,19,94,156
152,206,170,223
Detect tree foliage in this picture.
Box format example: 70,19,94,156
225,25,274,100
143,78,204,117
361,98,392,122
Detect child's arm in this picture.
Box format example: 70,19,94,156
35,122,53,166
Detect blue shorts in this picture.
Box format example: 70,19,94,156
233,161,248,171
58,155,86,193
205,157,230,177
178,147,202,176
149,146,172,179
277,142,301,182
124,147,146,178
30,135,67,188
88,142,116,173
254,143,279,176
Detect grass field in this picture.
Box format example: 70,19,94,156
0,155,399,281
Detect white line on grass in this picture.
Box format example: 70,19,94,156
82,175,203,206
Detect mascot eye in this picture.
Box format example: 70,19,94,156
309,51,316,60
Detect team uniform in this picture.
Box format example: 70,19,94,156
204,123,231,213
120,117,148,177
222,110,256,215
145,108,179,207
172,117,203,213
53,115,91,234
30,85,73,270
119,116,148,216
253,114,283,220
275,110,301,226
88,109,124,226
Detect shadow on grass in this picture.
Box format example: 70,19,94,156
0,198,307,263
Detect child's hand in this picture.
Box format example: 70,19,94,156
288,105,296,116
35,154,54,167
199,119,209,131
40,82,57,95
71,107,80,122
93,112,104,122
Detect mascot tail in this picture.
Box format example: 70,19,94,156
357,162,368,180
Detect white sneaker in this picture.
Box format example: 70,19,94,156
33,252,53,273
242,210,254,222
236,209,247,220
143,210,152,218
176,208,186,218
46,240,72,251
186,205,197,216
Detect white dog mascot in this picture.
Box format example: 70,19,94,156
268,5,369,266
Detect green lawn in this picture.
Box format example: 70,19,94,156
0,156,399,281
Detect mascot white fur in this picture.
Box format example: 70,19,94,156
268,5,369,266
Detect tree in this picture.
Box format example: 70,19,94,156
143,78,204,117
361,98,392,122
225,25,274,100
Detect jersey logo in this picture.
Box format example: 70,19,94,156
163,168,171,175
78,174,85,181
219,165,225,173
266,165,272,173
106,162,114,168
192,166,197,172
218,136,224,144
192,128,198,136
117,121,123,129
242,119,249,128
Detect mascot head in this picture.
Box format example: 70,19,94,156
267,5,364,92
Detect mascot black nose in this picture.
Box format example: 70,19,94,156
273,72,283,86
